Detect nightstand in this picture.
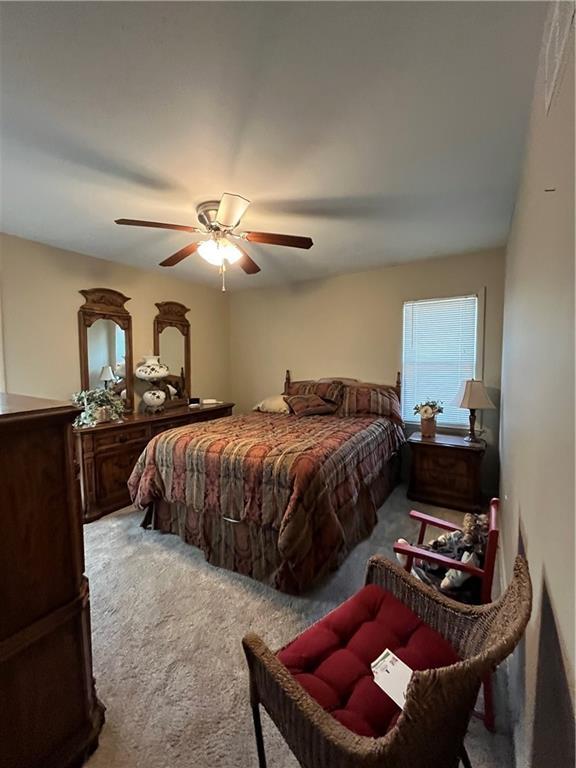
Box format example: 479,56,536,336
407,432,485,512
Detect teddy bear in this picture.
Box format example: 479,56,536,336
396,513,488,599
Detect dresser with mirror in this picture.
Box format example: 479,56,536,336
75,289,233,522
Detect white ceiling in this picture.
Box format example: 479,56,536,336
0,2,546,289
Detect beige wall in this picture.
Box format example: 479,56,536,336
0,244,6,391
229,249,505,491
500,21,575,768
0,234,229,403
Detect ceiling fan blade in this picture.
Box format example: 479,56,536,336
216,193,251,228
242,231,313,249
116,218,202,233
159,242,199,267
233,242,261,274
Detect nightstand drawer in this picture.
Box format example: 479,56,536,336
415,468,475,502
420,450,469,479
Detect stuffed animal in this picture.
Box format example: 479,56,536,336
396,513,488,599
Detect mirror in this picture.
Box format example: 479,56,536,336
86,319,126,390
153,302,190,407
78,288,134,413
159,326,185,380
158,326,186,399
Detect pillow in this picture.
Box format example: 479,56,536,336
339,384,403,424
317,377,359,384
253,394,290,414
286,380,344,404
284,394,339,417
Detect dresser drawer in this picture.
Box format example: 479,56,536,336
149,420,188,437
93,425,149,452
190,406,232,423
148,407,232,437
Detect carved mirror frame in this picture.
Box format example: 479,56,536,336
153,301,190,408
78,288,134,413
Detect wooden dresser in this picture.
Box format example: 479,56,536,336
407,431,486,512
75,402,234,522
0,394,104,768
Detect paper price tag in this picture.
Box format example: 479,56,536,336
371,649,413,709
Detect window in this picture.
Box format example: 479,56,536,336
402,295,478,427
115,324,126,364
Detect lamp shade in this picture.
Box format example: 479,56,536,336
216,193,250,229
453,379,495,410
99,365,115,382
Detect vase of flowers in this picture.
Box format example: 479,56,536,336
72,388,125,428
413,400,443,438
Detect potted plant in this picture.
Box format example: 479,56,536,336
72,388,125,428
413,400,443,438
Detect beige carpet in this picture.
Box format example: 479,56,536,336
84,486,513,768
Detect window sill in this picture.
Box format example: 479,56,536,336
403,420,468,434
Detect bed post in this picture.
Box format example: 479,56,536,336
284,369,291,395
395,371,401,400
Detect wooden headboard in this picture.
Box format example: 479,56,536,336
284,370,402,400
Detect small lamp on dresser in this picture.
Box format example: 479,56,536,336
99,365,116,390
454,379,495,442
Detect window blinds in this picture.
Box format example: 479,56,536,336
402,295,478,427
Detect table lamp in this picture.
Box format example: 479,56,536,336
453,379,495,442
99,365,116,390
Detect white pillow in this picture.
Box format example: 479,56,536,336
253,394,290,414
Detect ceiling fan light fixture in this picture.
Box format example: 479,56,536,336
197,237,242,267
221,239,242,264
198,238,223,266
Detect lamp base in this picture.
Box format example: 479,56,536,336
465,408,478,442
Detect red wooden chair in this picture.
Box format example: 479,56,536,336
393,498,500,730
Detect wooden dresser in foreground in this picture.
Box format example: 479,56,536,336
0,394,104,768
75,402,234,522
407,431,486,512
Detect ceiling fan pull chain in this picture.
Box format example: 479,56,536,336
220,263,227,292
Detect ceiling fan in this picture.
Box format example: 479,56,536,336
115,193,313,289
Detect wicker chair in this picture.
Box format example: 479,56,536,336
242,555,531,768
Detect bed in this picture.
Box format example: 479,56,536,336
128,372,405,593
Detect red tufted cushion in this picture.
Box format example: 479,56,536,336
277,584,460,738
